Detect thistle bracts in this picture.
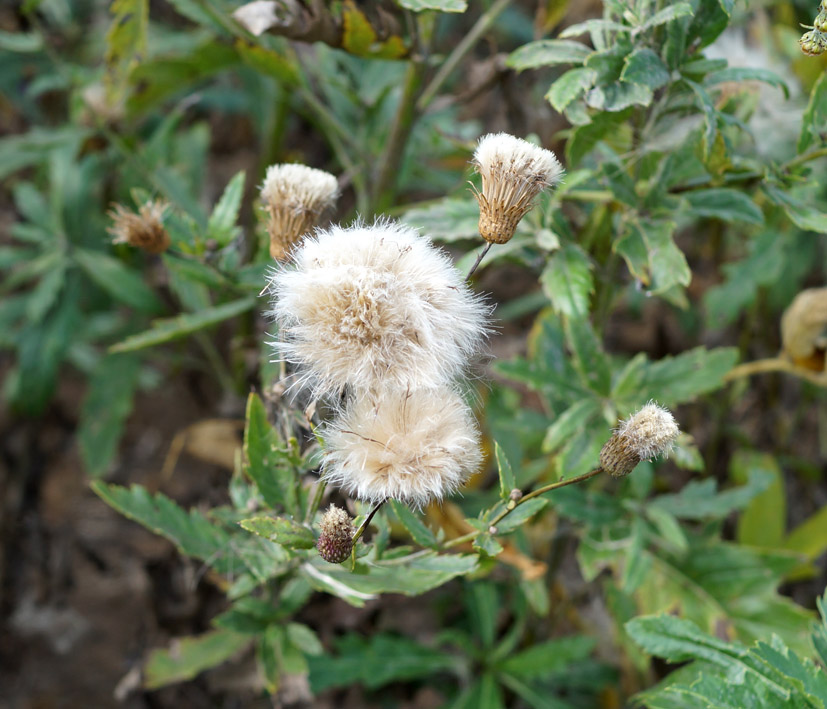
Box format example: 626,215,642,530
260,164,339,260
600,402,680,478
317,505,355,564
471,133,564,244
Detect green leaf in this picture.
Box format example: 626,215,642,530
685,79,717,160
540,243,593,318
389,500,438,548
106,0,148,100
240,516,315,549
206,171,245,246
0,29,43,52
784,505,827,564
402,198,482,242
0,127,89,182
564,316,611,396
639,3,693,31
621,48,670,90
301,552,478,607
243,393,299,514
473,532,504,557
235,40,299,85
308,633,463,693
566,110,630,167
495,498,549,533
499,636,595,678
144,629,250,689
468,582,499,649
684,189,763,226
543,399,602,454
547,68,597,113
705,67,789,99
586,81,653,111
651,468,773,521
506,40,591,70
763,186,827,234
78,353,141,477
397,0,466,10
495,442,516,499
110,297,256,353
638,346,738,407
74,249,164,314
731,452,785,549
455,673,505,709
798,72,827,154
91,482,288,579
616,218,690,295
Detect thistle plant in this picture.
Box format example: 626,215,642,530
107,199,171,254
599,402,680,478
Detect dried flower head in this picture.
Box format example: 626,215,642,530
268,220,488,398
108,200,170,254
260,163,339,260
471,133,564,244
781,287,827,372
800,29,827,55
317,505,355,564
600,402,679,478
322,388,482,508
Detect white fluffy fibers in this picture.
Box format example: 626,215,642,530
269,220,488,397
616,402,680,460
322,388,482,507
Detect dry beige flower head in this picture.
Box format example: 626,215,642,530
107,200,170,254
317,505,355,564
260,163,339,260
268,220,488,398
781,287,827,372
471,133,564,244
600,402,679,478
322,388,483,508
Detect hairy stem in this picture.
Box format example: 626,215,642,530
466,241,493,279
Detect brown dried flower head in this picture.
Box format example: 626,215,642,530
260,164,339,260
471,133,564,244
781,287,827,372
600,402,679,478
317,505,355,564
108,200,170,254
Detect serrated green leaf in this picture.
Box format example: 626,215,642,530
110,297,256,353
74,249,164,314
495,442,516,499
389,500,438,548
639,3,693,31
499,636,595,678
763,186,827,234
240,516,315,549
684,189,763,225
207,171,245,246
243,393,299,514
621,48,670,89
616,218,689,295
506,40,591,70
543,399,602,453
564,315,611,395
78,353,141,477
540,243,593,318
495,498,549,533
547,67,597,113
639,347,738,406
144,629,250,689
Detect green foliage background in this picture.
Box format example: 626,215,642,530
3,0,827,705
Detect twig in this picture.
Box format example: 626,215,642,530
466,242,492,280
724,357,827,386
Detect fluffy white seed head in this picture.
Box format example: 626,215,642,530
471,133,564,244
600,402,679,477
268,219,489,398
322,388,483,508
259,163,339,260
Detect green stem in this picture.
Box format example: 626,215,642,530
442,467,604,549
466,241,493,280
417,0,513,111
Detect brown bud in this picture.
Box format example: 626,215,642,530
509,489,523,502
108,200,171,254
317,505,354,564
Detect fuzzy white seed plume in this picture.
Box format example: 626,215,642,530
600,402,679,477
259,163,339,260
472,133,564,244
322,388,482,508
268,220,488,398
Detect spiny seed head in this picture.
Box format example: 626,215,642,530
800,29,827,56
260,163,339,260
600,402,679,478
317,505,354,564
108,200,171,254
322,387,483,509
267,219,489,399
471,133,564,244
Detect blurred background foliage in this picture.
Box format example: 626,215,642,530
2,0,827,706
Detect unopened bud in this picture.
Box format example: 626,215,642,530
108,200,171,254
316,505,354,564
488,525,498,535
800,29,827,56
600,402,679,478
509,489,522,502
